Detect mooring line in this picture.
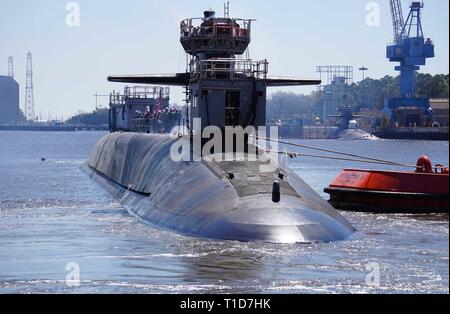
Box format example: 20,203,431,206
266,149,419,168
252,135,419,168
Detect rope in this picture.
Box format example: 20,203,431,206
252,135,420,168
267,149,419,168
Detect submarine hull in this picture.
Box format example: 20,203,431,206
83,132,354,243
337,129,379,141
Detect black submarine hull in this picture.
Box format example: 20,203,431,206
83,132,354,243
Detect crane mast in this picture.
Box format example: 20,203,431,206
385,1,434,127
400,1,424,39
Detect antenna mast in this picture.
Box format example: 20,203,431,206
8,57,14,78
24,52,35,121
224,1,230,18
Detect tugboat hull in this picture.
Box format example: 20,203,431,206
325,169,449,214
83,132,354,243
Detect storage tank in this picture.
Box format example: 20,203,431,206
0,75,20,124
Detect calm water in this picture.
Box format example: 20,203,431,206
0,131,448,294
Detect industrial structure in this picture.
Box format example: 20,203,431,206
430,99,449,127
109,85,179,133
316,66,354,123
385,1,435,127
0,75,20,125
24,51,35,121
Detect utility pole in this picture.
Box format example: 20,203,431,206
94,93,110,110
359,66,368,82
359,66,368,107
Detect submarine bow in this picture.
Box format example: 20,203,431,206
83,133,355,243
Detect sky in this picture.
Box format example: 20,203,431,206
0,0,448,119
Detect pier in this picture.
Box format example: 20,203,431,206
374,127,449,140
0,124,108,132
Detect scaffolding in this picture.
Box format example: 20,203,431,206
189,58,268,81
316,66,353,87
316,66,354,123
110,86,170,107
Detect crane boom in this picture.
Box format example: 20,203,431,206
390,0,405,43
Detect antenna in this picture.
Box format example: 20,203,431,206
24,52,35,121
8,57,14,78
224,1,230,18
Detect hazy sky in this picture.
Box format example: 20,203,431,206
1,0,448,119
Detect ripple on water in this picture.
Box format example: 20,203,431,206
0,132,448,293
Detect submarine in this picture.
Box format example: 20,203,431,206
330,106,379,140
83,8,355,243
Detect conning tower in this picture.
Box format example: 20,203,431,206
108,8,320,139
181,10,266,135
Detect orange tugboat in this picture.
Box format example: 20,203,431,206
324,156,449,214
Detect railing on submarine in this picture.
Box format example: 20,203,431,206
110,86,170,104
124,86,170,99
180,17,252,39
130,115,182,134
189,58,268,81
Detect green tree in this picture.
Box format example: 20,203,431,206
66,108,109,126
266,72,448,124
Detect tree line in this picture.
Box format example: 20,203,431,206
66,108,109,126
64,73,448,126
267,73,449,124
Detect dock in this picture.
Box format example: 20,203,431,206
373,127,449,141
0,124,109,132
